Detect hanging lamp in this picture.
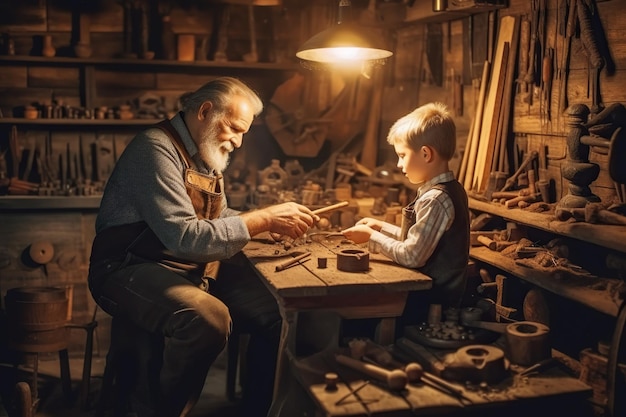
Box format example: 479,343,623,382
296,0,393,70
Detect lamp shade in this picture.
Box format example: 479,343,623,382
296,23,393,64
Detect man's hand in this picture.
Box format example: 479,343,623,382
341,224,374,244
242,202,319,239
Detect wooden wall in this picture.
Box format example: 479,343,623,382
397,0,624,204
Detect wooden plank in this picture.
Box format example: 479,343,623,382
462,60,489,190
475,41,509,188
497,18,520,173
473,15,518,193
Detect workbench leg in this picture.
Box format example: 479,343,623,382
375,318,397,346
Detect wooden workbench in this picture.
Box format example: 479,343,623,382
243,233,432,329
242,232,433,416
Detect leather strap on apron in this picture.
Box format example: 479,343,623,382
90,119,225,287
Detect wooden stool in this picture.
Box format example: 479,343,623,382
226,327,249,401
95,316,164,417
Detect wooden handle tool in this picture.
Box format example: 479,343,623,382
335,353,408,391
311,201,349,216
275,252,311,272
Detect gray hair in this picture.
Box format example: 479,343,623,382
180,77,263,116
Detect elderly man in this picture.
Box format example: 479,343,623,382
88,77,318,417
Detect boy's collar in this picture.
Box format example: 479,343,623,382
417,171,455,195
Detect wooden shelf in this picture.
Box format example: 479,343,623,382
0,195,101,210
0,116,267,128
469,198,626,254
0,117,159,127
405,0,507,23
470,246,622,317
0,55,300,71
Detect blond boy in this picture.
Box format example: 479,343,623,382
343,102,470,325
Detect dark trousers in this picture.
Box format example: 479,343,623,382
89,252,280,417
212,253,281,417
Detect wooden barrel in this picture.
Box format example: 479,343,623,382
5,286,69,352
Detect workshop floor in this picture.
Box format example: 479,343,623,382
4,349,241,417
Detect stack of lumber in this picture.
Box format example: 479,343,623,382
458,15,520,194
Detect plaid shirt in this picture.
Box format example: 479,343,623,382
369,171,456,269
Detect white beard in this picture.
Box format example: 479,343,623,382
197,120,232,173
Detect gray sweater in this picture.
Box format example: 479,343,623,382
95,113,250,263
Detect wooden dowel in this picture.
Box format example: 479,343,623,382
477,235,497,250
275,252,311,272
312,200,349,216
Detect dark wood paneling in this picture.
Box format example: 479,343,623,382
0,0,46,31
95,69,156,90
29,66,80,89
0,66,28,88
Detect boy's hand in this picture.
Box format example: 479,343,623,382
355,217,383,232
341,224,374,244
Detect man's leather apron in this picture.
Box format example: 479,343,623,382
89,120,224,290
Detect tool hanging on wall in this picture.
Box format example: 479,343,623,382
541,47,553,127
516,15,530,101
536,0,547,124
557,0,577,125
523,0,540,110
577,0,605,115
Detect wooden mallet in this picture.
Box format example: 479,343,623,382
335,354,408,391
362,343,468,400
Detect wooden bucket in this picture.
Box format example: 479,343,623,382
5,286,70,352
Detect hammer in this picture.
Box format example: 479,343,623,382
555,205,626,226
500,151,538,192
361,350,469,401
585,204,626,225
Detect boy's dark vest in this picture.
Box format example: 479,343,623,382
404,180,469,313
89,120,225,287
